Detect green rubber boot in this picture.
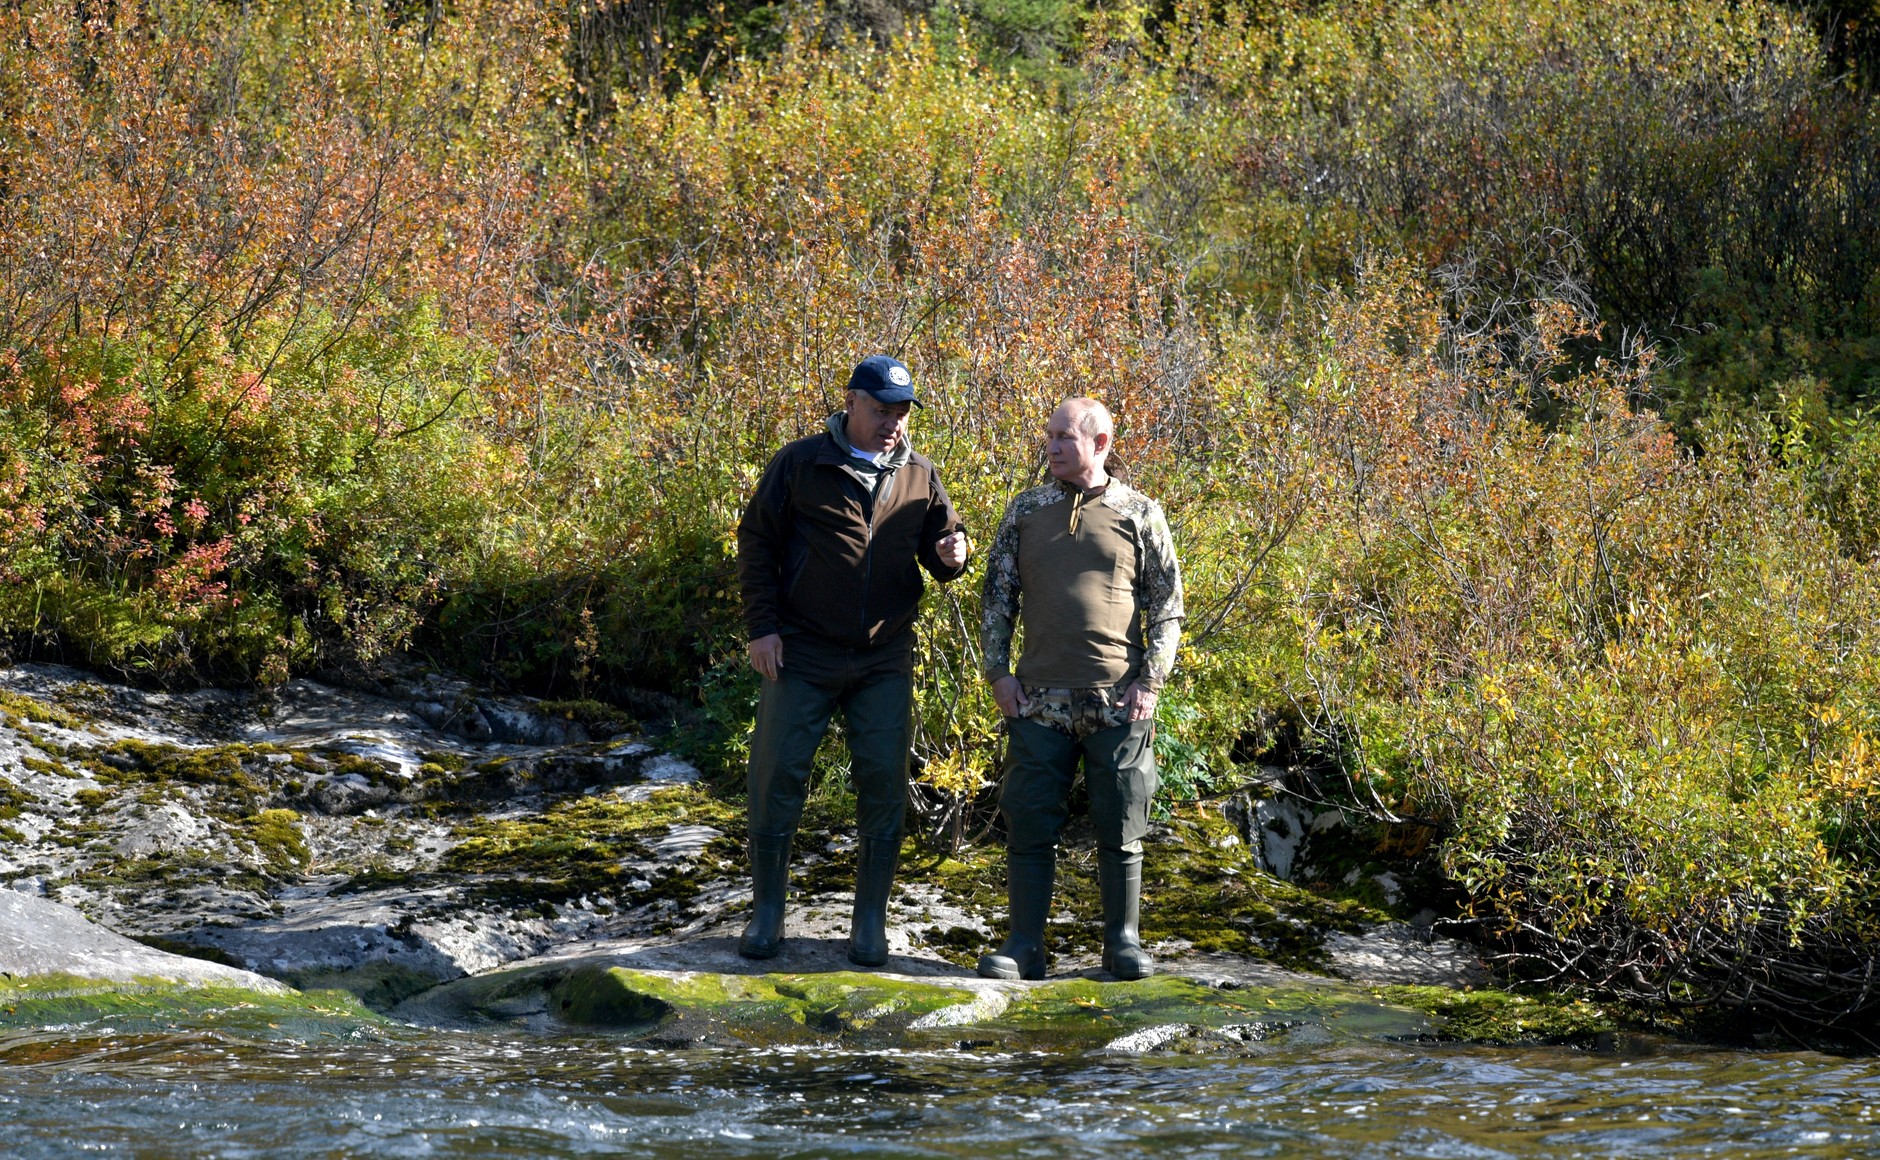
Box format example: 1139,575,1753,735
848,836,900,967
977,851,1055,980
1099,848,1154,980
737,833,791,959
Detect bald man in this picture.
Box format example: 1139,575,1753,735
976,397,1185,980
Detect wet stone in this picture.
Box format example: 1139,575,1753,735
0,660,1512,1047
1102,1020,1302,1055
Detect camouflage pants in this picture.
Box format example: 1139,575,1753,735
1014,683,1131,740
1000,684,1157,856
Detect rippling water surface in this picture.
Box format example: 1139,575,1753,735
5,1023,1880,1158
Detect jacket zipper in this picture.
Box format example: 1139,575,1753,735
858,470,882,641
859,514,874,640
843,450,899,643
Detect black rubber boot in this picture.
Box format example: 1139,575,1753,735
848,836,900,967
1099,848,1154,980
738,833,791,959
977,850,1055,980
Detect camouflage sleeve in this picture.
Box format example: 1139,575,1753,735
978,498,1025,682
1136,500,1184,692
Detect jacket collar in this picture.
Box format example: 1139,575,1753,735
822,411,912,471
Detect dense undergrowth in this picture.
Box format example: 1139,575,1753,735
5,0,1880,1035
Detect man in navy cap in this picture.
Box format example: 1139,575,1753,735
736,354,971,965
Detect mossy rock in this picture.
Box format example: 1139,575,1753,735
0,689,83,731
440,786,741,911
77,739,273,799
0,973,385,1040
1381,984,1628,1047
938,975,1435,1051
532,699,636,737
565,967,981,1041
0,774,31,820
551,965,676,1028
397,961,1446,1050
404,961,984,1045
240,807,311,873
281,959,459,1012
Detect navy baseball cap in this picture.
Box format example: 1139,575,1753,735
847,355,922,406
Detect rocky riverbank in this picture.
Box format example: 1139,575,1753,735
0,661,1580,1050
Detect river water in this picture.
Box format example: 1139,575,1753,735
5,1020,1880,1158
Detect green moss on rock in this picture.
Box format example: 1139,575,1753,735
0,689,82,731
333,862,421,896
443,786,741,908
426,962,983,1043
533,699,636,737
613,968,973,1035
69,788,112,811
19,754,79,779
0,973,384,1039
284,961,450,1012
417,750,467,773
982,976,1430,1047
81,739,271,798
1379,985,1626,1046
317,748,395,782
551,966,676,1027
73,854,271,898
402,963,1444,1050
1135,808,1385,968
909,806,1386,971
241,808,311,873
0,774,31,820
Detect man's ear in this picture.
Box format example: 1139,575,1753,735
1093,431,1112,456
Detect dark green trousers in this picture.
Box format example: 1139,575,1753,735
999,716,1157,856
745,667,911,843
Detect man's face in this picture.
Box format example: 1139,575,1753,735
846,391,912,455
1046,404,1106,485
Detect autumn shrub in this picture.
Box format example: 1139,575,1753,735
1164,0,1880,428
1798,405,1880,562
0,0,572,682
1194,264,1880,1032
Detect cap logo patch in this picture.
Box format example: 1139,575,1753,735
888,365,912,387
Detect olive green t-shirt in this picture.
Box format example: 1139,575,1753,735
1010,484,1145,688
981,477,1185,693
